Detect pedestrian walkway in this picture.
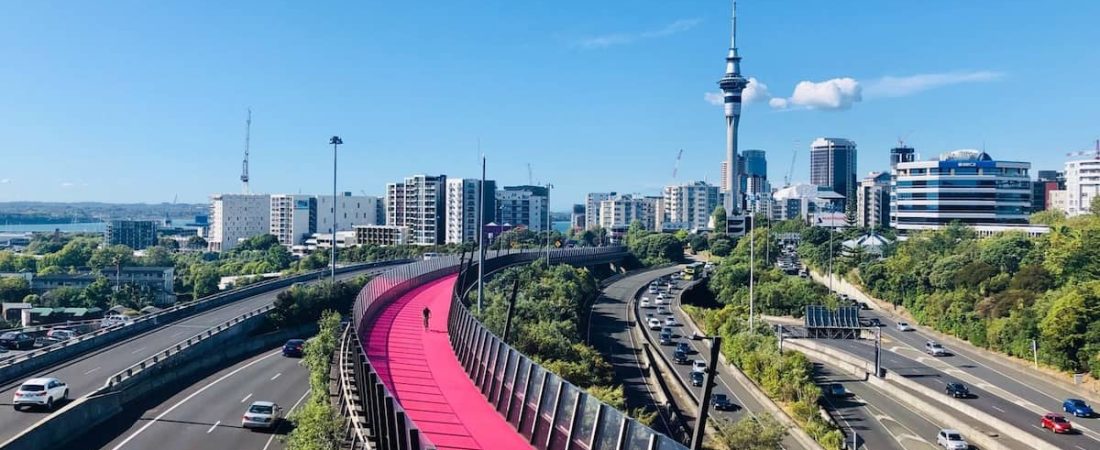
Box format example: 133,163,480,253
366,274,532,450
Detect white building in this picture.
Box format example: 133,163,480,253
1061,158,1100,216
857,172,892,229
598,194,661,231
445,179,495,244
386,175,446,245
663,181,719,231
1048,189,1069,213
770,183,844,222
316,193,382,234
891,149,1032,234
497,185,549,232
209,194,271,252
270,195,315,247
354,225,411,246
584,192,616,230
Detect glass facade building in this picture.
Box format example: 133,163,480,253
890,150,1032,233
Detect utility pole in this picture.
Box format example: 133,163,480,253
477,154,486,313
691,336,721,450
874,326,882,377
329,136,343,291
503,279,519,343
545,183,554,265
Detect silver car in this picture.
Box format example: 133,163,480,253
242,401,283,430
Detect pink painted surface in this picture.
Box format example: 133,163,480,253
367,274,532,450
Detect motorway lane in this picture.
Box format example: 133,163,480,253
97,346,309,450
0,267,395,444
590,265,685,438
811,362,940,450
643,276,813,449
817,337,1099,449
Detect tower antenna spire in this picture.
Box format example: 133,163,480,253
241,108,251,194
731,0,737,49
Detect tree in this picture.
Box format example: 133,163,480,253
714,414,787,450
81,276,114,309
710,235,734,257
712,206,728,234
142,246,175,267
186,235,208,250
189,264,220,299
688,234,709,253
1091,196,1100,216
673,229,689,242
41,287,82,308
157,238,180,250
89,245,135,271
0,277,31,303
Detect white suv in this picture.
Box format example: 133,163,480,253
13,377,68,411
925,341,947,357
936,429,968,449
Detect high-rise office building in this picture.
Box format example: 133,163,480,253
741,149,768,195
891,150,1032,233
386,175,446,245
810,137,858,210
663,181,720,231
105,220,159,250
209,194,271,252
718,2,748,214
445,178,496,244
890,145,916,169
497,185,549,232
570,204,585,231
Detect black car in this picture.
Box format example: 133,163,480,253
674,350,690,364
282,339,305,357
659,332,673,345
866,318,882,328
945,382,970,398
711,394,736,411
690,371,705,387
0,332,34,350
826,383,847,397
676,342,691,354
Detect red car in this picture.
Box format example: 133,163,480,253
1041,413,1072,433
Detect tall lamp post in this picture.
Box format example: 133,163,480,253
329,136,342,290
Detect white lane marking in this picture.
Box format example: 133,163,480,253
262,389,312,450
991,405,1005,413
110,351,281,449
1076,446,1088,450
84,367,101,375
169,331,184,338
206,420,220,433
241,393,252,403
130,347,147,354
270,373,281,381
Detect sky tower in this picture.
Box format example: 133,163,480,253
719,1,749,214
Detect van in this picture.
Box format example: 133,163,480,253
422,252,441,261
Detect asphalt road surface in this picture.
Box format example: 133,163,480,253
86,346,310,450
589,265,685,438
0,265,399,444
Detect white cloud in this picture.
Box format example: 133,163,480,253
578,18,701,49
703,77,770,106
60,182,75,188
0,179,9,184
864,70,1004,98
770,77,862,110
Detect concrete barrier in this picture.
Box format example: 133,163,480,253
783,338,1056,450
0,310,316,450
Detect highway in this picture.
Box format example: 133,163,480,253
589,265,685,438
642,272,812,449
79,345,309,450
0,265,400,444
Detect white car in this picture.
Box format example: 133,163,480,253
936,429,968,450
925,341,947,357
665,316,676,326
639,298,651,309
647,318,662,330
648,286,658,294
13,377,68,411
101,314,133,328
47,329,78,341
692,359,708,373
897,322,913,332
242,400,283,429
654,297,666,306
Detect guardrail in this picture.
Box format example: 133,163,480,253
337,324,372,449
447,247,686,450
0,259,408,383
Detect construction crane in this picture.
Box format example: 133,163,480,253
784,140,799,187
1066,139,1100,160
527,163,533,185
671,148,684,179
241,108,252,194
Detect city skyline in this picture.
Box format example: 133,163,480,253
1,1,1098,207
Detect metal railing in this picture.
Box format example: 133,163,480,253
340,247,630,450
448,247,688,450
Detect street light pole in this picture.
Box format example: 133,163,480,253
329,136,342,291
690,336,722,450
477,156,486,313
545,183,553,265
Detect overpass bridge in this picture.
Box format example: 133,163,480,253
339,247,689,450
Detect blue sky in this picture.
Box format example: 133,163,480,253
1,1,1097,208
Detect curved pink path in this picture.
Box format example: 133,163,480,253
366,274,532,450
